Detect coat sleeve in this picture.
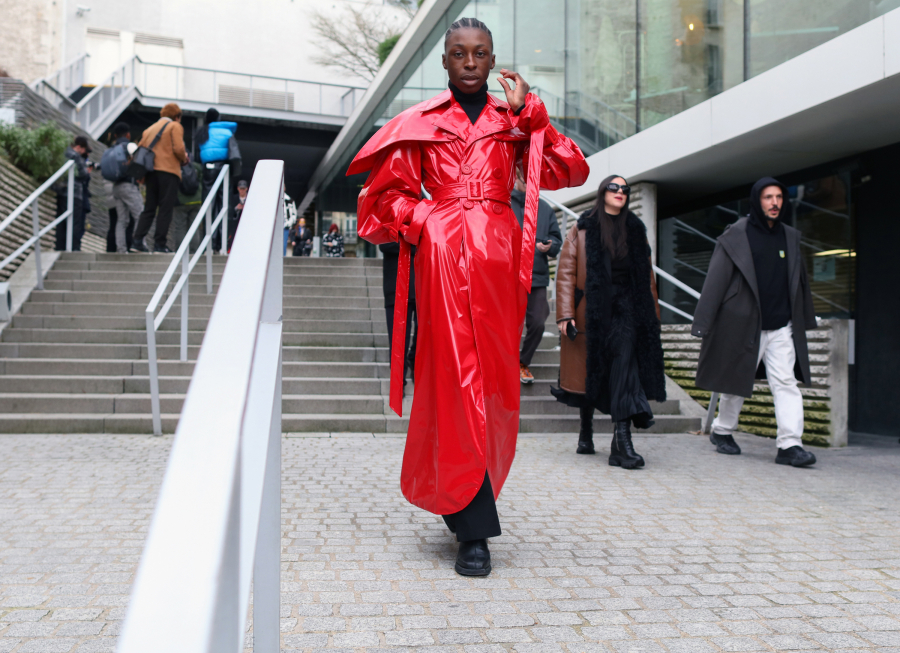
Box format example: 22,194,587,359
556,225,579,323
545,204,563,258
356,142,422,245
691,240,733,338
799,261,817,330
510,94,590,191
171,123,188,165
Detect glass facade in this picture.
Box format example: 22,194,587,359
658,170,857,323
317,0,897,250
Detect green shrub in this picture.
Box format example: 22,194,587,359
0,121,70,181
377,34,402,65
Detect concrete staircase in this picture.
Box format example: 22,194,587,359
0,253,700,434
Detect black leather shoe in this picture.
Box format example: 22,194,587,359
577,405,595,454
710,432,741,455
775,445,816,467
609,420,643,469
131,240,149,253
154,245,173,253
455,539,491,576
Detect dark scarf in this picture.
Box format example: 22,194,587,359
449,82,488,124
578,210,667,407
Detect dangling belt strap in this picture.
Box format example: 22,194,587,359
388,126,547,417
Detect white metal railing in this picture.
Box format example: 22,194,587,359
29,54,89,107
144,164,230,436
118,160,284,653
0,160,75,280
541,193,721,432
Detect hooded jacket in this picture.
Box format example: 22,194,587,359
199,121,238,163
510,189,562,288
691,177,817,398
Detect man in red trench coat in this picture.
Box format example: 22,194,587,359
349,18,589,575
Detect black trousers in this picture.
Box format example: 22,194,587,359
54,195,84,251
385,301,417,384
520,286,550,367
201,164,225,250
134,171,180,249
442,471,502,542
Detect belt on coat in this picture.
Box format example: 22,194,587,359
389,125,548,416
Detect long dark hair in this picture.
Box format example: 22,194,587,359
195,108,220,146
591,174,630,260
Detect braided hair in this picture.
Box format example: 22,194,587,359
444,17,493,47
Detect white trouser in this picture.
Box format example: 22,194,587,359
712,323,804,450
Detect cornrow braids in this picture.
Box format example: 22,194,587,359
444,17,493,46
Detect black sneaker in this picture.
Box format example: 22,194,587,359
131,240,149,253
154,245,173,253
710,432,741,455
775,445,816,467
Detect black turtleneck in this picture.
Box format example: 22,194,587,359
449,82,488,124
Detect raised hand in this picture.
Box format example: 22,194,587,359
497,69,530,112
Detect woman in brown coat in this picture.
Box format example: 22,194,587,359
553,175,666,469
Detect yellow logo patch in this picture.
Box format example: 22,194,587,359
779,250,785,258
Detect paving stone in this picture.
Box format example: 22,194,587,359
0,433,898,653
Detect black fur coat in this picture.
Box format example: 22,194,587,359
579,210,667,410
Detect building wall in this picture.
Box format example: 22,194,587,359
2,0,410,87
0,0,62,82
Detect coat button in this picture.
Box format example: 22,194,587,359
446,134,457,140
463,200,474,210
492,168,503,179
492,204,503,215
461,164,472,174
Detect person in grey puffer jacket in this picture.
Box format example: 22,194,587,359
511,168,562,384
55,135,92,251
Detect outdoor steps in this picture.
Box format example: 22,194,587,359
661,323,836,445
0,253,702,434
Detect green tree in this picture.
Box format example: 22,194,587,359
0,122,70,181
377,34,402,65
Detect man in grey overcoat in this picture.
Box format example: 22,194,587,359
692,177,818,467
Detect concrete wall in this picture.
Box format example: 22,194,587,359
0,0,62,82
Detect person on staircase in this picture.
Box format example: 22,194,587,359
108,122,144,254
132,103,188,253
322,223,345,257
196,108,240,253
692,177,818,468
552,175,666,469
290,218,313,256
349,17,589,577
512,167,561,385
54,135,92,251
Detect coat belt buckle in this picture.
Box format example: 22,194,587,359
466,180,484,201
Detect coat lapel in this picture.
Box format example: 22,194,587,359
721,219,760,307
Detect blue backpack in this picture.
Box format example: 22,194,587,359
100,142,130,182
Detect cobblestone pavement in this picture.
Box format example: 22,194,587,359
1,432,899,653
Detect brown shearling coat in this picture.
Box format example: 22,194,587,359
555,222,660,395
139,118,188,178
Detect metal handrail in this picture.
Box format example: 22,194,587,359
119,160,284,653
145,164,230,436
0,160,75,280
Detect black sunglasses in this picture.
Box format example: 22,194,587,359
606,183,631,195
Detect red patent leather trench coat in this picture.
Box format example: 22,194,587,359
349,90,589,514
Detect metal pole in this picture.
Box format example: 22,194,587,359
222,166,230,254
743,0,751,81
180,250,189,361
284,79,289,111
205,202,214,293
703,392,720,434
635,0,641,132
66,166,74,251
32,201,43,291
146,311,162,436
254,346,282,653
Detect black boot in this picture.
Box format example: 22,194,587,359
609,420,644,469
455,539,491,576
577,405,595,454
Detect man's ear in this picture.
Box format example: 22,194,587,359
442,53,447,70
490,54,496,70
